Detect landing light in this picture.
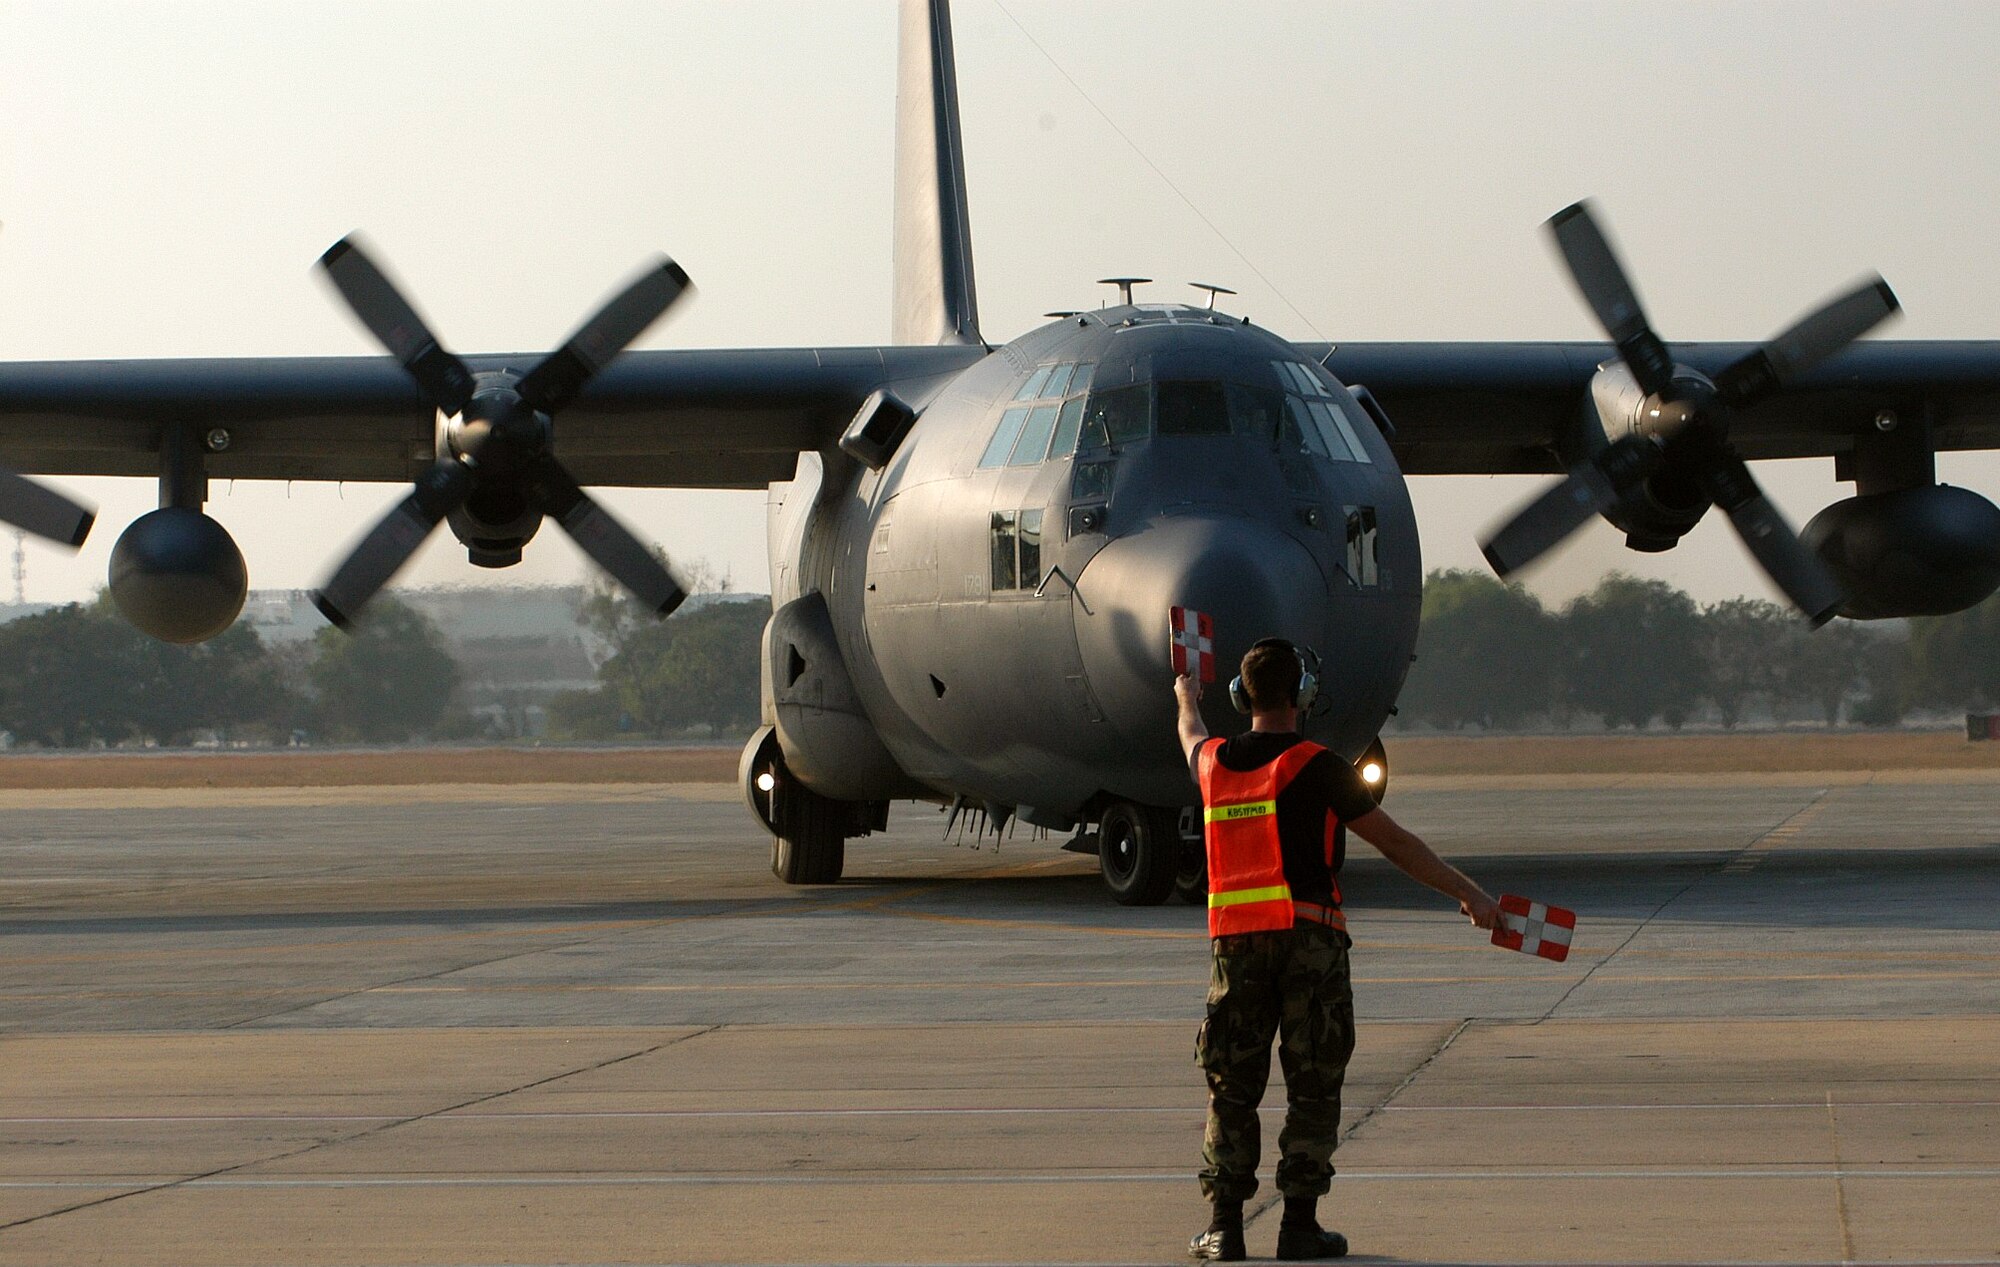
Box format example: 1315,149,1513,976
756,771,777,793
1360,762,1383,785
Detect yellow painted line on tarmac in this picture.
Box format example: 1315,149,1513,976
864,909,1202,939
13,967,2000,1004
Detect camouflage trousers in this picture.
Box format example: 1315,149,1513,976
1195,922,1357,1201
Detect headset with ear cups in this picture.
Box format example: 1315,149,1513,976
1228,637,1319,715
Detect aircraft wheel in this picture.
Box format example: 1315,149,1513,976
1173,833,1207,906
771,781,846,885
1097,802,1177,906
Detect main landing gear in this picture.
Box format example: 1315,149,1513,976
741,726,884,886
1094,801,1196,907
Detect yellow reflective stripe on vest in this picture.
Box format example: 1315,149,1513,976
1204,800,1277,824
1208,884,1291,910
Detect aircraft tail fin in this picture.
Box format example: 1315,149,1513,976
893,0,983,347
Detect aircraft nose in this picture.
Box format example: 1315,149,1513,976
1072,515,1330,749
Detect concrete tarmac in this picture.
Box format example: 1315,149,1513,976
1,772,1997,1265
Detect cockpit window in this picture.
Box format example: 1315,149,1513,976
1013,366,1053,402
1226,384,1284,442
1080,384,1150,449
979,407,1031,468
1155,382,1230,436
981,362,1098,468
1271,360,1374,464
1008,404,1061,466
979,360,1372,469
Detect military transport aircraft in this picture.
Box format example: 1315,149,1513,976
0,0,1997,906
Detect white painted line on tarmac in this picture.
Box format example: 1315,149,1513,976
5,1166,2000,1189
7,1098,1996,1124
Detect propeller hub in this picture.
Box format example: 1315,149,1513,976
447,383,550,471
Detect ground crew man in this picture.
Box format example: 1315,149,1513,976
1175,637,1504,1261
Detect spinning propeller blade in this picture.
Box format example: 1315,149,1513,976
319,237,475,414
0,468,94,548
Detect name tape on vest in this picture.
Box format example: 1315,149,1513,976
1204,799,1276,823
1491,894,1576,963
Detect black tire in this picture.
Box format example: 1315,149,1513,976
1173,832,1208,906
1097,802,1177,906
771,782,846,885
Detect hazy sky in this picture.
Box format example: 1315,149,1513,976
2,1,1996,611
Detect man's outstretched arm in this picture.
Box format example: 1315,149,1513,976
1348,807,1503,931
1175,673,1208,767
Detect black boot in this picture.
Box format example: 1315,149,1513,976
1276,1196,1347,1260
1189,1199,1246,1262
1275,1223,1347,1260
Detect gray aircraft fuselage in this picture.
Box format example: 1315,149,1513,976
767,302,1420,826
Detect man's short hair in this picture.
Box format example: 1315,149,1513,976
1240,638,1303,710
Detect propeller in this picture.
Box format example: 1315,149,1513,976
0,467,94,550
0,233,94,548
311,237,692,628
1480,201,1899,625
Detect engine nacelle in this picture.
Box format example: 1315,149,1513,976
1802,485,2000,619
445,498,543,568
108,507,249,643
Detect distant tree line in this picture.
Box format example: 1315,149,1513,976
548,575,766,740
6,568,1990,748
0,595,459,748
1397,570,2000,732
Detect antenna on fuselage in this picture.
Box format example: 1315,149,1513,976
1098,277,1151,306
1190,282,1236,310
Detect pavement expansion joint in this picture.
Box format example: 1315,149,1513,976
0,1024,725,1237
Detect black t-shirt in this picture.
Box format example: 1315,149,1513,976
1192,731,1378,908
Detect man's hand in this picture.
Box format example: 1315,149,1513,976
1174,672,1201,710
1174,670,1208,766
1460,890,1504,932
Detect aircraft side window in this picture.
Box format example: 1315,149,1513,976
1345,505,1380,586
1014,366,1053,401
1050,396,1085,458
1018,509,1043,591
1043,362,1075,398
1306,400,1357,461
979,407,1031,468
1225,383,1283,442
991,510,1019,589
1084,384,1151,447
1009,404,1061,465
1156,381,1230,436
989,507,1045,592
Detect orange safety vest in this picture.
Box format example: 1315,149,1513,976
1196,736,1347,939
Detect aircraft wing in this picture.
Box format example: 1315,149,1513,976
1314,341,2000,475
0,345,986,488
